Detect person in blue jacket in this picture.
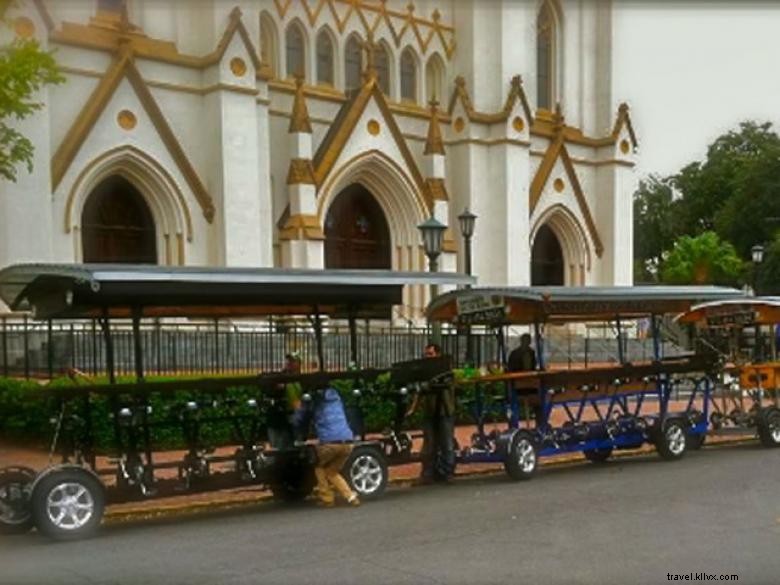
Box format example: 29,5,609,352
294,387,360,507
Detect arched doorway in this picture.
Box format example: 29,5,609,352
531,224,564,285
81,176,157,263
324,184,391,269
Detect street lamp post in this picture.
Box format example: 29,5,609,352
752,244,765,296
418,216,447,344
458,208,477,366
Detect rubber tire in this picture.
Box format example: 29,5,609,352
270,459,316,502
343,446,388,501
757,408,780,448
504,431,538,481
0,467,36,535
31,468,105,541
655,420,688,461
583,448,613,463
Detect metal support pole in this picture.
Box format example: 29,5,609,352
651,315,661,362
23,313,29,379
99,311,116,384
615,316,625,365
429,257,441,345
47,319,54,380
132,308,145,382
534,321,546,371
348,313,358,366
313,307,325,372
1,316,8,378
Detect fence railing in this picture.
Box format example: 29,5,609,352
0,316,682,380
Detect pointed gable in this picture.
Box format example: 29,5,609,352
51,48,215,222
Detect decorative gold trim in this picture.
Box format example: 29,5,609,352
553,177,564,192
424,178,448,202
49,7,266,79
612,103,638,149
279,213,325,241
529,138,604,257
445,137,531,148
367,119,381,136
230,57,247,77
288,76,312,133
117,109,137,130
272,0,456,60
14,17,35,38
1,0,55,32
448,75,533,126
52,49,215,223
312,75,434,209
423,100,444,155
286,158,316,185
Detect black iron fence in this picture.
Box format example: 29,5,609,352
0,316,684,380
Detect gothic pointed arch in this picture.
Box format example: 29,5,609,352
374,40,392,95
344,33,363,92
66,145,193,265
260,11,279,76
425,52,445,103
285,19,307,79
400,47,418,103
531,204,591,286
315,26,336,86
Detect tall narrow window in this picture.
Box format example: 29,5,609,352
345,35,363,91
425,53,445,103
286,23,305,79
400,48,416,102
98,0,124,12
375,43,390,94
316,30,334,85
537,2,556,110
260,12,278,76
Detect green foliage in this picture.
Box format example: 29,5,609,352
661,231,743,286
0,20,64,181
634,121,780,286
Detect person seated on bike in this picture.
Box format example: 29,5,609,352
507,333,541,425
293,387,360,508
407,343,456,484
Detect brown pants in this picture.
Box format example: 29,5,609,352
314,443,355,504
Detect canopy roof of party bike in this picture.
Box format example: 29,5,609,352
676,297,780,328
0,264,475,320
426,286,745,326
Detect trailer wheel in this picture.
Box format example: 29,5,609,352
0,467,35,535
583,448,612,463
757,408,780,448
31,468,105,541
655,420,688,461
344,446,387,500
504,432,538,481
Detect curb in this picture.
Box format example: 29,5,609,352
103,435,756,525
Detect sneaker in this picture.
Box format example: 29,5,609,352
347,494,361,507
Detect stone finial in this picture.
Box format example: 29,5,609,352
289,75,312,134
424,99,445,156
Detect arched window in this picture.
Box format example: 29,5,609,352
98,0,124,12
82,176,157,264
316,30,335,85
260,12,278,76
425,53,445,103
400,48,417,102
345,35,363,91
374,43,391,94
285,22,306,79
537,1,558,110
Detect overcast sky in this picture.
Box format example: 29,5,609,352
613,1,780,179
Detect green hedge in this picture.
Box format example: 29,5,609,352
0,369,510,452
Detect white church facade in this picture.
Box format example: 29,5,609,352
0,0,637,320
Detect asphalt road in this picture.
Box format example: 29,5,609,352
2,443,779,585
